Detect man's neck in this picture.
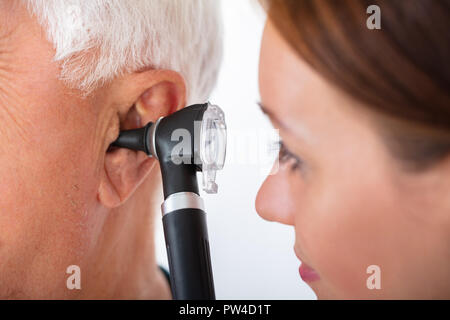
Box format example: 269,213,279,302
79,173,171,299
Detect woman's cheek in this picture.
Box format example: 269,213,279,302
297,181,400,299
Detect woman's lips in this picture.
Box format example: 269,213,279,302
299,262,320,282
294,247,320,282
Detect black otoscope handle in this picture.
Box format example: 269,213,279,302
162,208,215,300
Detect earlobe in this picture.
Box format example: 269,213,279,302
98,148,156,208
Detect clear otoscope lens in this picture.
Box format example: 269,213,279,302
199,103,227,193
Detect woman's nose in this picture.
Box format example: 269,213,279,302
255,170,295,226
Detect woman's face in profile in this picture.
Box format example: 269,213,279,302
256,21,450,299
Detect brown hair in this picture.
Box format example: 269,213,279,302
261,0,450,170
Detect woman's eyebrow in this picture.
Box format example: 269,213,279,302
257,101,314,145
258,101,290,132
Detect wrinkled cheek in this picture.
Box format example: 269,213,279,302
0,138,102,297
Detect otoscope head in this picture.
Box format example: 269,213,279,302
111,102,227,198
152,102,226,198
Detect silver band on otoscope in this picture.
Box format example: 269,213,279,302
149,117,163,160
161,192,205,215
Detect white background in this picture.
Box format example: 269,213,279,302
156,0,316,300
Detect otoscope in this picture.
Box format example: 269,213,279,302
110,102,226,300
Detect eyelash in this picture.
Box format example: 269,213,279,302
257,101,303,172
278,140,303,172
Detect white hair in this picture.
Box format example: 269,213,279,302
23,0,223,103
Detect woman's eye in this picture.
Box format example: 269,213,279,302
278,140,303,172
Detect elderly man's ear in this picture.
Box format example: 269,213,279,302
97,70,186,208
